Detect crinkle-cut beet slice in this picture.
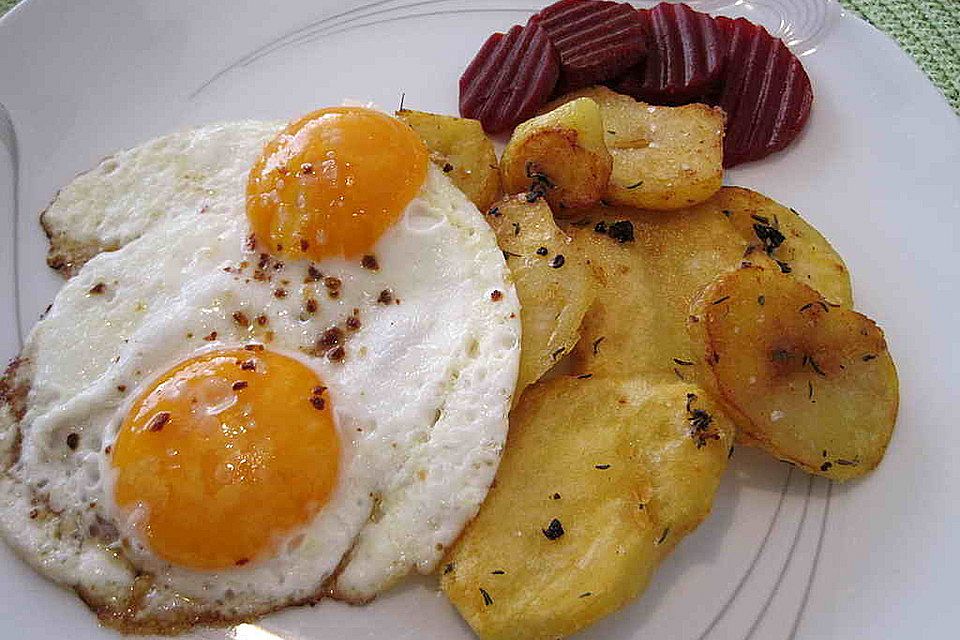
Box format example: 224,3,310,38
621,3,723,104
537,0,647,91
715,16,813,167
459,17,560,133
614,70,705,106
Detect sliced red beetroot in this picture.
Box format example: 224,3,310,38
459,17,560,133
617,3,723,104
714,16,813,167
537,0,646,92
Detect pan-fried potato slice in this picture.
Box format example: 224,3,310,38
487,196,595,398
690,266,898,480
566,201,751,382
715,187,853,306
396,109,501,211
441,376,734,640
546,86,724,210
500,97,612,211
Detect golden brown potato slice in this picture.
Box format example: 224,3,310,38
500,97,612,211
441,375,734,640
566,201,751,383
715,187,853,306
690,266,899,480
545,86,724,210
486,196,595,398
396,109,501,211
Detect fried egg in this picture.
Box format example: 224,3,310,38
0,107,520,631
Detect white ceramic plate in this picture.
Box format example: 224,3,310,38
0,1,957,638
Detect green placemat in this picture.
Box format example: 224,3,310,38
843,0,959,111
0,0,956,111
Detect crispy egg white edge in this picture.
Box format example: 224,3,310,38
41,121,283,271
0,142,520,626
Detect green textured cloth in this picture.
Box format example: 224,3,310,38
0,0,957,110
843,0,959,111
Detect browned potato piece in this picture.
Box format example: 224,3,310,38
396,109,501,211
690,266,899,480
486,196,595,398
546,86,724,210
566,201,751,383
500,97,612,211
441,376,734,640
715,187,853,306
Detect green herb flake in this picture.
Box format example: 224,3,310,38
592,336,606,355
771,348,792,363
806,355,827,377
480,588,493,606
752,217,786,256
799,301,830,313
525,162,555,202
607,220,635,243
542,518,565,540
656,527,670,545
686,393,719,449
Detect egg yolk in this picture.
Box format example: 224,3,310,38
246,106,429,261
111,349,338,570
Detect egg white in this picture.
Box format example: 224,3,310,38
41,121,282,275
0,125,520,629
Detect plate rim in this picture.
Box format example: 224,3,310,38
0,3,957,640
